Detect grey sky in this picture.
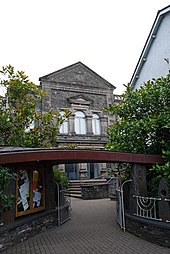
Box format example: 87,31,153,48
1,0,170,95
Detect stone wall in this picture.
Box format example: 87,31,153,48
40,62,116,180
81,184,109,199
51,89,107,110
41,63,114,114
123,170,170,248
0,205,70,252
125,213,170,248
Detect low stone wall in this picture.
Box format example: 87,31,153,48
81,184,109,199
0,205,70,253
125,213,170,248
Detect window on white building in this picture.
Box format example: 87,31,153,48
59,111,68,134
75,111,86,134
92,113,101,135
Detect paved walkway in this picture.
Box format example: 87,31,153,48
4,198,169,254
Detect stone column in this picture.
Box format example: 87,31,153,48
69,114,75,135
79,163,88,180
100,163,107,178
86,115,93,135
100,116,108,136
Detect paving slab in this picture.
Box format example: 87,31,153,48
3,198,170,254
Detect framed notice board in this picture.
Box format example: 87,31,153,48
16,168,45,217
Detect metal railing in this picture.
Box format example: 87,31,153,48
133,195,170,223
133,195,161,221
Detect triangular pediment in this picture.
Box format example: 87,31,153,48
39,62,115,90
68,94,93,105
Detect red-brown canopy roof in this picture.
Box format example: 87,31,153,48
0,147,163,165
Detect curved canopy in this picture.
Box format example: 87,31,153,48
0,147,163,165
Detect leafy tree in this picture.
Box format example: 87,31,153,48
106,73,170,195
0,65,71,218
0,65,71,148
106,74,170,155
147,150,170,196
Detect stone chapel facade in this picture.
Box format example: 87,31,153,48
39,62,118,180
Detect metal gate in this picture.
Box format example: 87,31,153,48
56,183,71,226
116,179,132,231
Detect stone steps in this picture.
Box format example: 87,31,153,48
65,179,107,198
65,181,82,198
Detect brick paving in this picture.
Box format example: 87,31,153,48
4,198,170,254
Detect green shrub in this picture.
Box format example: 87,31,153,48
0,166,16,213
53,167,69,189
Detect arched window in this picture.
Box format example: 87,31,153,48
75,111,86,134
92,113,101,135
59,111,68,134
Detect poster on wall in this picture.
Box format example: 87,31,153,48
33,190,42,207
33,170,42,208
17,169,43,214
19,181,29,211
17,170,30,212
